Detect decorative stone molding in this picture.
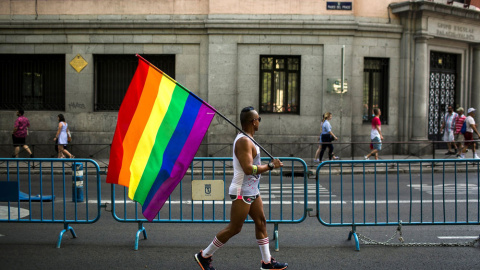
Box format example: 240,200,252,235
391,1,480,19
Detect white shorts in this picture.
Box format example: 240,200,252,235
230,194,259,204
443,130,454,142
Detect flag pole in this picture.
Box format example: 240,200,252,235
136,54,275,160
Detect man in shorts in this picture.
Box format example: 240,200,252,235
195,106,288,270
458,108,480,159
440,105,458,155
365,108,383,160
454,107,466,156
12,109,33,158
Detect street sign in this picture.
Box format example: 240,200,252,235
326,2,352,10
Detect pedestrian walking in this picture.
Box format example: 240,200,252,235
454,107,467,157
319,112,339,162
195,106,288,270
365,108,383,160
440,105,458,155
12,109,33,158
54,140,65,158
458,108,480,159
313,112,326,163
53,114,74,159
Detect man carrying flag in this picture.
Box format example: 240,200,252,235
107,56,287,269
195,106,288,270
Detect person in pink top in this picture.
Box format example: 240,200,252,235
364,108,383,160
454,107,467,156
12,109,33,158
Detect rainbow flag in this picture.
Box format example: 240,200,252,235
106,55,216,221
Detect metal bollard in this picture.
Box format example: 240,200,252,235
71,163,84,202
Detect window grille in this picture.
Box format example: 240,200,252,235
363,58,389,124
259,55,301,114
0,54,65,111
94,54,175,111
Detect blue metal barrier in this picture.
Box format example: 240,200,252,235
0,158,102,248
111,157,309,250
4,157,479,251
315,159,480,250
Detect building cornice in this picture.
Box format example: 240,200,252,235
391,1,480,20
0,16,403,36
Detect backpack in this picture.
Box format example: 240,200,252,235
460,120,467,134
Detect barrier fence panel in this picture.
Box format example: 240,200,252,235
111,157,308,250
0,158,102,248
315,159,480,250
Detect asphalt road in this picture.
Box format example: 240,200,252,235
1,216,479,269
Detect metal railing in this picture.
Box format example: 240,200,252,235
110,157,309,250
315,159,480,250
249,140,478,161
1,139,477,163
0,158,102,248
2,156,480,251
0,144,111,171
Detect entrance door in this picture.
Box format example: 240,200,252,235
428,52,458,142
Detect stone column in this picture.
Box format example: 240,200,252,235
411,36,431,141
471,46,480,111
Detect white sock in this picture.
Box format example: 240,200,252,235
257,237,271,263
203,236,224,257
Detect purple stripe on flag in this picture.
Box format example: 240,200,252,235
142,104,215,221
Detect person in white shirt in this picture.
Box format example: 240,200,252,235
318,112,339,161
440,105,458,155
195,106,288,270
458,108,480,159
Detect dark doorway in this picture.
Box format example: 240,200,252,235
428,51,458,143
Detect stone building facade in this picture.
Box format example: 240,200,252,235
0,0,479,158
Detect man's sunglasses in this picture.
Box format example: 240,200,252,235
251,117,262,122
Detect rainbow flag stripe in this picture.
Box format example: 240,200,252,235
106,56,215,221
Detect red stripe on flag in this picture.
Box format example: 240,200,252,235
106,59,149,184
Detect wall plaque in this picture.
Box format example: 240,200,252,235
70,54,88,73
428,17,478,42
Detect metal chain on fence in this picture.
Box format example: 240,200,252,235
356,221,480,248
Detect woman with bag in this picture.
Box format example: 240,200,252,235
53,114,74,158
319,112,339,162
313,112,326,163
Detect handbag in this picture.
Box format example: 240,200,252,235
460,121,467,135
67,130,72,142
